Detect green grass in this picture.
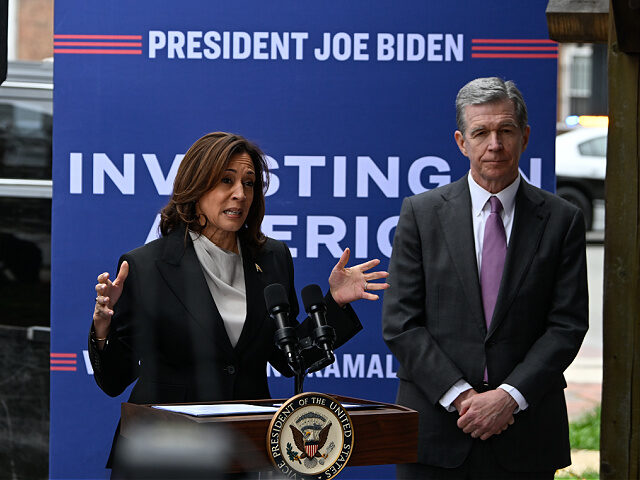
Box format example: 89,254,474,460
569,405,601,451
555,469,599,479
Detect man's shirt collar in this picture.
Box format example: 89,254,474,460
467,172,520,217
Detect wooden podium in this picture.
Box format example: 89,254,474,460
120,395,418,474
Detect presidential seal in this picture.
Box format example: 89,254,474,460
267,393,355,480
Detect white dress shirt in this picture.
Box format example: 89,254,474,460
438,173,528,413
190,231,246,347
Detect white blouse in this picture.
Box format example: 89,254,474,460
189,231,246,347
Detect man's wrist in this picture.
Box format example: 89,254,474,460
453,389,476,412
498,384,528,412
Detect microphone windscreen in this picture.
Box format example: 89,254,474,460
301,284,324,312
264,283,289,311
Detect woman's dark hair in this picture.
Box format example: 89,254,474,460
159,132,269,253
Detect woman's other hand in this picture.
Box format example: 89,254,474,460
328,248,389,307
93,261,129,338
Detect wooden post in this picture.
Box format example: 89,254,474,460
600,2,640,479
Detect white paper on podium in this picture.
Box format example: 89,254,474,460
151,403,279,417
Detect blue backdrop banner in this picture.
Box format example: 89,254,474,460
51,2,557,478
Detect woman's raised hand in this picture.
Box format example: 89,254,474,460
328,248,389,307
93,261,129,337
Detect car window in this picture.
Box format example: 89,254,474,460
578,135,607,157
0,101,52,179
0,62,53,328
0,196,51,327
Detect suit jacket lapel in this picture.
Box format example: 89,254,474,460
436,176,486,335
488,180,549,338
155,228,234,356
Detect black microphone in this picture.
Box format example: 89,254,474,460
301,284,336,372
264,283,300,372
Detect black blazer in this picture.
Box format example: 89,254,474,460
89,227,362,464
382,175,588,472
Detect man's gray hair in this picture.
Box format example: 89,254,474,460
455,77,528,135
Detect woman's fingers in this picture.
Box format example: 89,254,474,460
97,272,110,284
364,271,389,281
361,291,381,301
333,248,351,271
352,258,380,272
363,281,389,291
114,261,129,287
95,295,110,305
94,301,113,319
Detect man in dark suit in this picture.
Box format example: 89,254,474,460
382,77,588,479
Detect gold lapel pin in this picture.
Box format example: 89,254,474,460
255,263,263,273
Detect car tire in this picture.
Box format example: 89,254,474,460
557,186,593,231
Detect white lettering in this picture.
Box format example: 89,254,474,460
186,31,202,59
148,31,166,58
427,33,443,61
343,354,365,378
366,354,384,378
357,156,399,198
284,156,326,197
203,31,221,59
397,33,405,61
265,155,280,196
377,33,394,61
233,32,251,59
146,214,161,244
445,34,464,61
82,350,93,375
353,33,369,61
266,363,282,377
291,32,308,60
142,154,183,195
520,158,542,187
262,215,298,257
408,156,451,194
93,153,135,195
386,354,397,377
407,33,425,61
377,216,399,258
355,216,368,258
253,32,269,60
323,361,341,378
306,216,346,258
271,32,289,59
167,31,185,59
314,33,331,61
332,33,352,61
376,32,463,62
69,153,82,194
333,156,347,197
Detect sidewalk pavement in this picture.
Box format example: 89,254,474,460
559,320,602,478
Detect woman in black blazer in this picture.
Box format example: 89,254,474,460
89,132,388,474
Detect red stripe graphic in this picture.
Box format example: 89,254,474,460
50,353,78,371
54,49,143,55
54,42,142,47
471,39,558,60
472,53,558,59
54,34,142,40
54,34,143,55
472,38,557,44
472,46,558,51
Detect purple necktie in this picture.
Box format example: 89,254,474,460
481,197,506,382
481,196,506,329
